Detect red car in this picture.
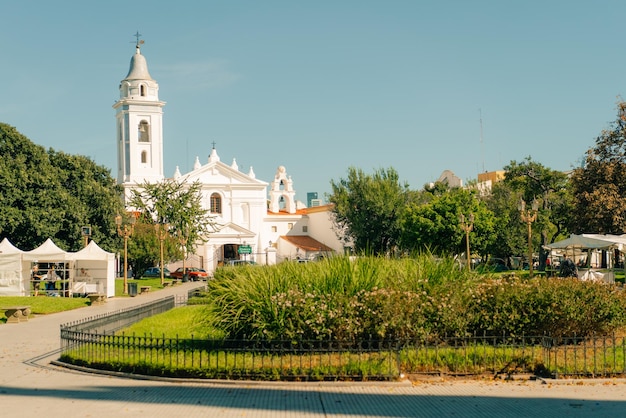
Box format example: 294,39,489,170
170,267,208,281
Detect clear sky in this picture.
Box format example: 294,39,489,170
2,1,624,202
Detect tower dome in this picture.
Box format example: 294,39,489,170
124,45,154,81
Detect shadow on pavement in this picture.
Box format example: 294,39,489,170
0,382,622,417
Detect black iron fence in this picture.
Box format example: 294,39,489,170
60,296,175,334
58,300,626,381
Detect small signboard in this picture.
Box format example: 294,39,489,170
238,245,252,254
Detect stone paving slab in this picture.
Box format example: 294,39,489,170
1,282,626,417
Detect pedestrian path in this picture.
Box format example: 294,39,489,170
1,282,626,417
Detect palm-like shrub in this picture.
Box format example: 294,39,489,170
204,256,626,342
206,255,476,341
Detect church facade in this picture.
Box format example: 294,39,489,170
113,42,344,272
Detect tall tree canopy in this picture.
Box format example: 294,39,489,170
128,179,220,273
0,123,123,251
502,157,572,268
328,167,409,255
399,184,495,257
570,101,626,234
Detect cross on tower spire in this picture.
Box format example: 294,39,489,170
132,31,144,48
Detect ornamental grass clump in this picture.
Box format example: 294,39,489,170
206,254,478,342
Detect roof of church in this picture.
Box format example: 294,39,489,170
280,235,334,252
267,208,309,216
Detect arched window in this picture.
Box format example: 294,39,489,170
138,120,150,142
140,84,146,96
141,151,147,163
210,193,222,214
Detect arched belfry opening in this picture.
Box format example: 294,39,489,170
269,166,296,214
138,120,150,142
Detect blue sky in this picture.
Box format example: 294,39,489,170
2,1,624,202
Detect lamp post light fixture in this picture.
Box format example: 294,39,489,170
81,226,91,248
519,198,539,277
459,213,474,270
115,214,136,294
155,223,169,286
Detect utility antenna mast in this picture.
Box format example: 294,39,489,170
479,108,485,173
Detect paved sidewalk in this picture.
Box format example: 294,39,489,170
1,283,626,417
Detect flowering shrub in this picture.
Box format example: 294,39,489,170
206,256,626,342
468,277,626,337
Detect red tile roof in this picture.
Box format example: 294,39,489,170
280,235,334,252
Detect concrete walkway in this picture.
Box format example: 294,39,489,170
1,282,626,417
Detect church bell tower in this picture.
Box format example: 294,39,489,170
113,34,165,199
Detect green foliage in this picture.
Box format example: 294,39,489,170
501,157,573,267
399,187,496,257
128,179,220,272
0,123,123,251
469,277,626,337
328,167,409,255
120,305,224,339
570,101,626,234
205,257,626,342
206,255,479,340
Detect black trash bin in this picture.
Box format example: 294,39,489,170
128,282,138,297
182,273,189,283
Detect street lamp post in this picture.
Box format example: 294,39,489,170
177,228,189,282
116,214,135,294
155,223,169,286
459,213,474,270
519,198,539,277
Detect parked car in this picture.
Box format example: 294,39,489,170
170,267,208,281
476,258,509,273
142,267,170,278
225,260,257,267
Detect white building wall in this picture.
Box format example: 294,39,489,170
306,206,346,253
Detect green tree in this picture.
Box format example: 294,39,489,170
328,167,409,255
503,158,572,269
399,185,496,258
570,101,626,234
0,123,123,251
483,181,525,262
128,179,220,274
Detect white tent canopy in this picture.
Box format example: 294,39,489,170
70,241,115,297
23,238,69,261
544,234,622,284
0,238,116,297
0,238,26,296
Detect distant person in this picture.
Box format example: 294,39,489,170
559,257,578,278
31,264,42,296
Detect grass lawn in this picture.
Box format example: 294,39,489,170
120,305,224,339
114,277,177,297
1,277,174,323
0,296,89,323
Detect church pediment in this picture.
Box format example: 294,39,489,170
213,222,256,238
179,160,268,188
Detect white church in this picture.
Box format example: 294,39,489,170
113,40,345,272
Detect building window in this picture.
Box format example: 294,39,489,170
140,84,146,96
271,226,277,233
210,193,222,214
302,226,308,233
141,151,147,163
288,223,293,230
